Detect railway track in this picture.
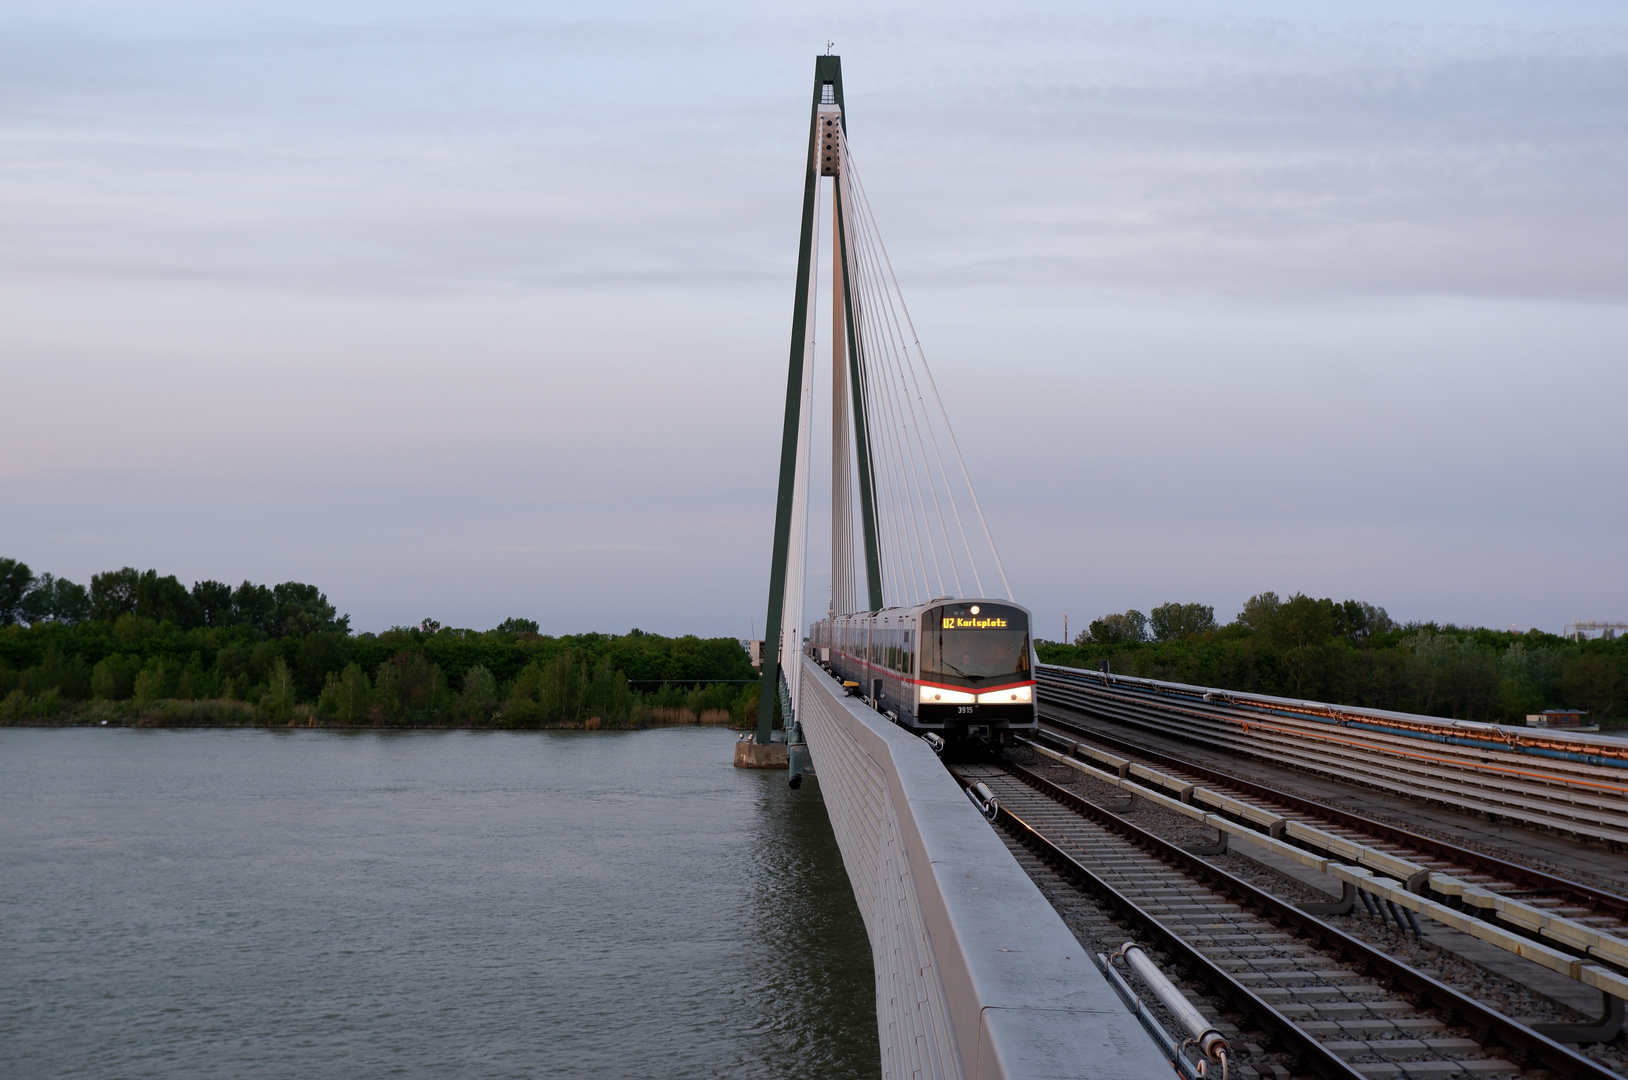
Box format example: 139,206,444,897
1022,713,1628,1041
1036,665,1628,849
952,759,1621,1080
1035,709,1628,925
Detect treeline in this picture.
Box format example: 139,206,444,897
1039,592,1625,724
0,558,759,729
0,558,348,636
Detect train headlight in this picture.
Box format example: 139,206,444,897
978,685,1033,704
920,685,975,704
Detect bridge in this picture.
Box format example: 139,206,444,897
741,55,1628,1080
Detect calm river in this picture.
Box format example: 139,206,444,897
0,727,879,1079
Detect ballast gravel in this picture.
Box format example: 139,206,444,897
1001,746,1628,1075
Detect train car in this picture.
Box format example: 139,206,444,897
808,598,1038,745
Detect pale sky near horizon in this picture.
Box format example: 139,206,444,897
2,0,1624,638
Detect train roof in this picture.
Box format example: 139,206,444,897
817,598,1033,620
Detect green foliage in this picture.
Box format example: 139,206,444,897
260,660,298,723
493,617,539,635
374,650,447,725
502,650,637,728
1561,654,1621,718
21,574,91,624
318,663,372,724
0,558,33,626
1149,603,1216,642
80,566,347,634
370,659,402,725
458,665,499,724
1039,592,1627,723
91,655,139,700
0,554,760,728
1085,610,1147,645
132,663,165,709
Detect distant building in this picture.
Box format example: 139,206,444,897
1526,709,1588,728
1564,621,1627,642
742,639,765,669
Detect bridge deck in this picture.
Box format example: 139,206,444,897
797,655,1170,1080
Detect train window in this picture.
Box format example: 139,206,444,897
920,603,1031,686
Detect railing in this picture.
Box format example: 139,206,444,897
796,655,1170,1080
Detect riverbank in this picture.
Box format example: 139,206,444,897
0,697,748,730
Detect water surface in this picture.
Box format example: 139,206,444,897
0,727,879,1079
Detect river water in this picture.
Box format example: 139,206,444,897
0,727,879,1079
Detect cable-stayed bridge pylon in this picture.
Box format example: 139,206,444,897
755,54,1011,745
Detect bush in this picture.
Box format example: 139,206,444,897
260,660,297,723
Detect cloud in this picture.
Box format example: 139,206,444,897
0,1,1624,633
4,9,1626,298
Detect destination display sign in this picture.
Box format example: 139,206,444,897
942,615,1009,630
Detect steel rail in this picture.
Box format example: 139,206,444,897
1059,697,1628,847
1045,676,1628,804
946,769,1367,1080
1038,706,1628,921
970,759,1622,1080
1024,719,1628,1019
1038,663,1628,765
1040,674,1628,844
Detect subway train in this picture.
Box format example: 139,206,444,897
809,598,1038,745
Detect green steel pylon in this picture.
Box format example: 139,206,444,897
756,54,882,744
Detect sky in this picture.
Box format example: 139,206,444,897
2,0,1624,638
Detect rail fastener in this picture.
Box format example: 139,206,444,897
1022,731,1628,1000
1038,710,1628,920
988,759,1623,1080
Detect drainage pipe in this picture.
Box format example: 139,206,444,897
1116,942,1231,1065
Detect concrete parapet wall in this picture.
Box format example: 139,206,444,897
797,656,1170,1080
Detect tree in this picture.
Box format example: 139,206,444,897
231,582,276,633
494,617,538,635
1150,602,1217,642
192,580,235,626
0,558,34,625
20,574,90,625
1237,591,1282,635
177,653,213,700
132,660,168,709
133,570,195,625
1272,595,1338,695
1561,654,1620,718
458,665,498,723
1335,600,1393,641
318,663,371,724
91,568,141,621
1088,610,1148,645
389,650,442,718
273,582,347,637
583,656,633,724
260,659,298,723
371,660,403,725
1407,631,1499,719
91,656,139,701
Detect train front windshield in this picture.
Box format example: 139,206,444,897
920,603,1031,686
